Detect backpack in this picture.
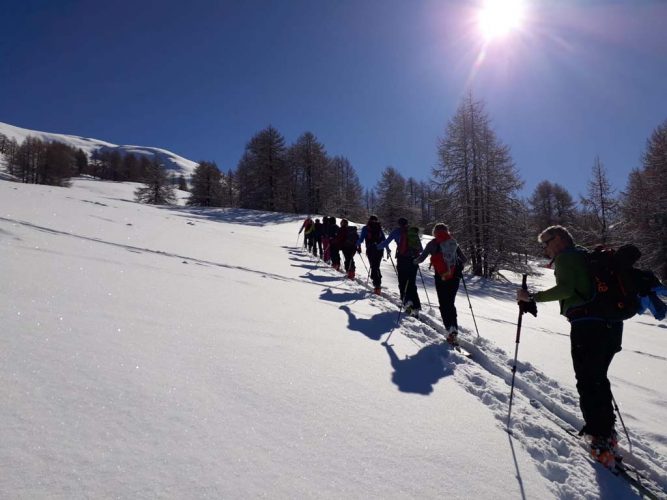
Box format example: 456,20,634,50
430,238,459,281
565,244,643,322
365,221,383,245
397,226,421,257
345,226,359,248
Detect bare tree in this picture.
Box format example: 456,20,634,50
621,120,667,280
134,159,176,205
433,93,524,277
579,156,618,246
187,161,224,207
325,155,365,219
236,126,288,211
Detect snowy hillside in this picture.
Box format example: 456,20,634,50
0,121,198,177
1,177,665,499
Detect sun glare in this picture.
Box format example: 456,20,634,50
477,0,526,41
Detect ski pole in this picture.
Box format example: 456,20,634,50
358,251,370,275
461,275,480,339
611,391,633,454
389,253,398,277
417,266,432,311
386,280,411,343
507,273,528,432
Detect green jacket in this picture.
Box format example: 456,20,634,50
534,247,592,316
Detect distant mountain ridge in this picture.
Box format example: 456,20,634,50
0,120,198,177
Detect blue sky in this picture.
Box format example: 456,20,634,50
2,0,666,198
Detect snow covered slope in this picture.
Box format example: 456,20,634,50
0,121,198,177
1,177,665,499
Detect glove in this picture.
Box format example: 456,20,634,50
356,246,362,254
519,299,538,317
413,258,420,266
386,248,391,259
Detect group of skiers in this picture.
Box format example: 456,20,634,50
299,216,667,472
298,215,467,345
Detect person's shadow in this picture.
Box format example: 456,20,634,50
382,342,454,395
338,305,395,341
320,288,367,304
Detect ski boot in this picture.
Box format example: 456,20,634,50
589,435,617,468
446,327,459,347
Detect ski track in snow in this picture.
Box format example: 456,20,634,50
3,194,665,498
296,247,667,499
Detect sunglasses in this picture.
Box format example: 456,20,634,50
541,236,556,249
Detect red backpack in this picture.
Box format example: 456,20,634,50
430,238,459,281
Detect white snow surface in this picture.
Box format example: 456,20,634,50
0,121,198,177
1,178,665,499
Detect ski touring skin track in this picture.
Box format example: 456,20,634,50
299,247,666,498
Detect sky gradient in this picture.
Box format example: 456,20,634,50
2,0,666,198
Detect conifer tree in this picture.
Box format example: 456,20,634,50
433,93,524,277
621,120,667,280
325,155,365,220
134,159,176,205
579,156,618,246
288,132,330,214
374,166,410,227
188,161,223,207
236,126,288,211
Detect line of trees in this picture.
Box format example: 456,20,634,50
2,107,664,280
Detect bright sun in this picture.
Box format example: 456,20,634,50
477,0,526,41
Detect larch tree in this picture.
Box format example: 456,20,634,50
579,156,618,246
288,132,330,215
134,159,176,205
325,155,365,220
374,166,410,227
188,161,224,207
236,126,288,212
433,93,524,277
621,120,667,280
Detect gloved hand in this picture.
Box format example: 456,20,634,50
517,289,538,316
356,246,362,254
386,248,391,259
520,299,538,317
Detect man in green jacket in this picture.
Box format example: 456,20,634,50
517,225,623,468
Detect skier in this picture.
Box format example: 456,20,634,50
328,217,341,271
356,215,386,295
516,225,622,468
313,218,323,257
378,217,423,317
334,218,357,279
298,216,314,250
414,223,467,344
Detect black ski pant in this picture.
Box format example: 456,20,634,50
306,233,315,253
330,243,341,268
366,248,383,288
315,236,323,257
570,319,623,439
342,247,356,274
397,256,420,309
434,275,459,331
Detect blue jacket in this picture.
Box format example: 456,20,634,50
638,285,667,321
377,227,423,257
356,225,386,249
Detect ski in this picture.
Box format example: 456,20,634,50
545,418,664,499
